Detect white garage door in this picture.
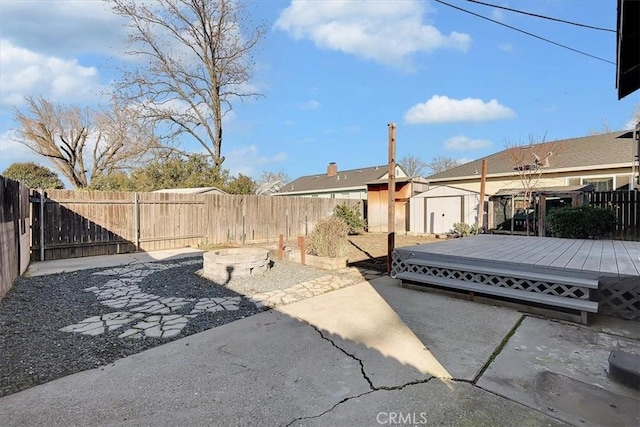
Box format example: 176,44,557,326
427,197,461,234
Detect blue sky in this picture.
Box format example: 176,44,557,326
1,0,638,184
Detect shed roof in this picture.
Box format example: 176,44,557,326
426,131,635,182
412,185,480,198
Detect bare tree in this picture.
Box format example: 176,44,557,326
109,0,266,169
258,170,289,186
255,169,289,195
427,156,460,175
501,134,559,236
13,96,158,188
399,154,428,177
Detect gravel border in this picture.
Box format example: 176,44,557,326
0,257,338,397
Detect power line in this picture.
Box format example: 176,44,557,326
464,0,615,33
433,0,615,65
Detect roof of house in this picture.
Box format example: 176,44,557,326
278,164,390,194
152,186,226,195
426,131,635,182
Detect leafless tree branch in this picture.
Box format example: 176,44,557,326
108,0,266,169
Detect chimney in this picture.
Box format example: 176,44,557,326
327,162,337,177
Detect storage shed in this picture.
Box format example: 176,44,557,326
409,186,486,235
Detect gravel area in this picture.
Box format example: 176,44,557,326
0,256,335,397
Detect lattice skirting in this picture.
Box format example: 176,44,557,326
596,277,640,320
391,252,591,301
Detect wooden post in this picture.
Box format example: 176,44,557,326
39,189,45,262
477,159,487,233
134,192,140,252
537,194,546,237
278,234,284,260
298,236,306,265
387,123,396,274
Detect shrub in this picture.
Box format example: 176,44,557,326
547,206,617,239
333,203,366,235
307,216,349,258
452,222,477,236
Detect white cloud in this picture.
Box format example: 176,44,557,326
491,9,506,22
299,100,320,110
0,130,42,170
0,40,104,106
224,145,287,177
0,1,125,58
444,135,492,151
499,43,514,52
404,95,516,124
275,0,471,68
625,111,639,129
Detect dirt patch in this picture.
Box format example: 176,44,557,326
345,233,439,272
199,233,440,273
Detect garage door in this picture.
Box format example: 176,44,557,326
427,197,461,234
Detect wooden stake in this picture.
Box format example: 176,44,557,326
477,159,487,233
387,123,396,274
298,236,306,265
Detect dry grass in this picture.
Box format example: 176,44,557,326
344,232,438,271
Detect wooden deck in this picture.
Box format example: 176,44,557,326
403,235,640,278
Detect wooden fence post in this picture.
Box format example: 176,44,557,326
39,189,45,262
278,234,284,260
134,192,140,252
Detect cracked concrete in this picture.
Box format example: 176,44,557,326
2,272,638,426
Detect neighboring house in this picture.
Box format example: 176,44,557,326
277,162,429,232
277,162,405,200
409,186,487,235
152,187,227,195
425,131,639,194
254,181,286,196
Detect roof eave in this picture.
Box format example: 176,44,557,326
427,162,634,182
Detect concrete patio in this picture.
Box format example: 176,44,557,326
1,270,638,426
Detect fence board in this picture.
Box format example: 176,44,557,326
0,177,30,299
29,191,359,260
587,190,639,240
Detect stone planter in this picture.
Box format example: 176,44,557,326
202,247,271,283
272,247,347,270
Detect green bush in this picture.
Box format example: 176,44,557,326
333,203,366,235
452,222,478,236
547,206,617,239
307,216,349,258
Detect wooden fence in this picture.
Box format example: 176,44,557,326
0,177,30,299
31,190,360,261
587,190,639,240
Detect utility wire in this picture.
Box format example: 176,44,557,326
433,0,615,65
464,0,615,33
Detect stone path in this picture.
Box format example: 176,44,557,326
59,260,383,340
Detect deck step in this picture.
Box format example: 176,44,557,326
395,271,599,313
403,258,599,289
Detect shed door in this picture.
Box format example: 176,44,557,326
428,197,461,234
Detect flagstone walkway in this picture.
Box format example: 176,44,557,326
59,259,383,340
